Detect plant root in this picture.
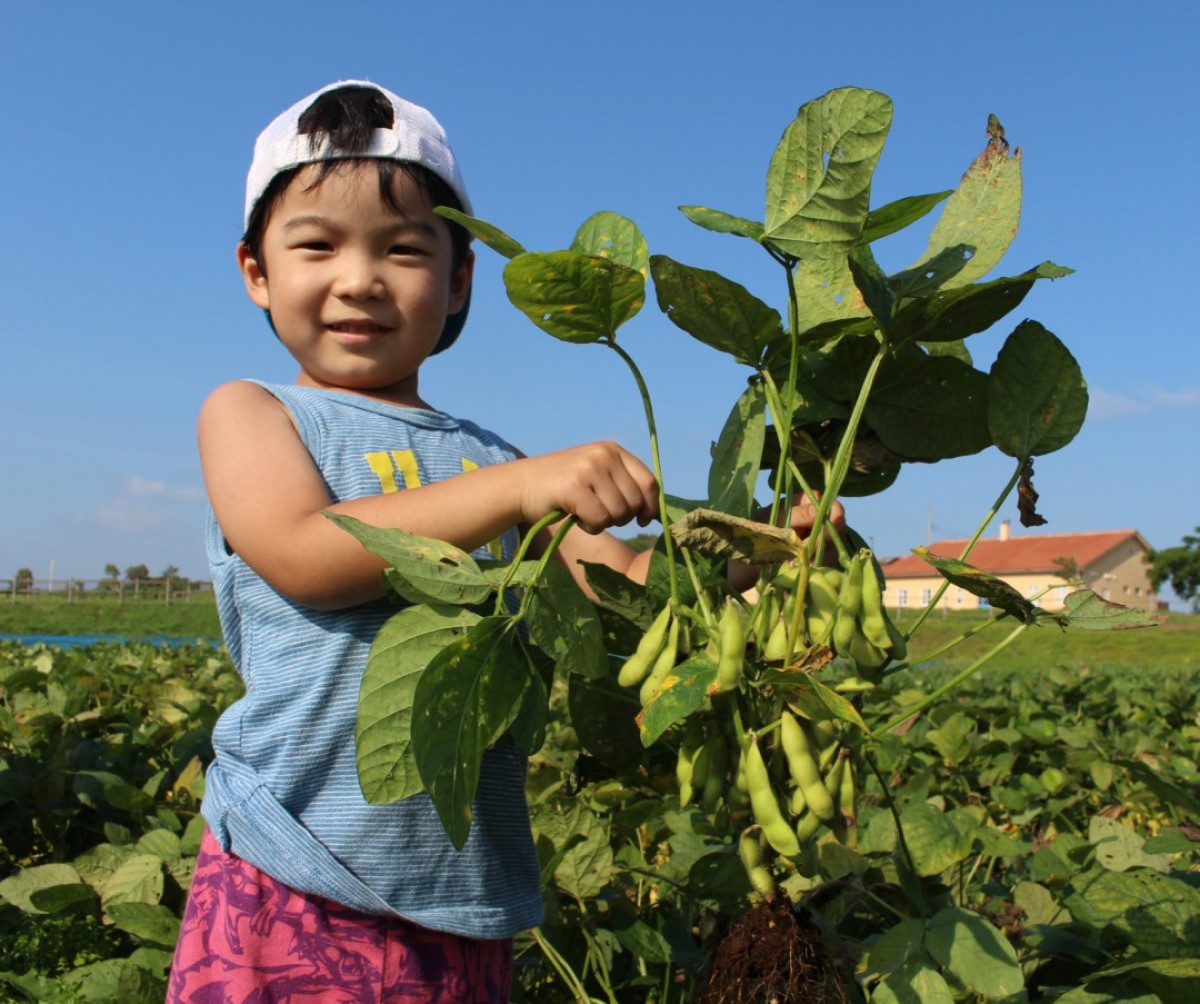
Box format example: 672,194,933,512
696,891,850,1004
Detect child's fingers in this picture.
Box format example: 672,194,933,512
557,443,658,534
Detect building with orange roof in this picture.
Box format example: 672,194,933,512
879,522,1158,613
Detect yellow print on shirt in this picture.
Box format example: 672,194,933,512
364,450,502,559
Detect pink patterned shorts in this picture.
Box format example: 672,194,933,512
166,830,513,1003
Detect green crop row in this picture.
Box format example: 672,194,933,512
2,639,1198,1002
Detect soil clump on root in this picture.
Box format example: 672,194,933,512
697,892,850,1004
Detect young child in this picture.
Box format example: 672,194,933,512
168,79,838,1003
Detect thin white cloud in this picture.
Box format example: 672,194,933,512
1087,387,1146,419
1144,385,1200,408
124,476,205,502
1087,384,1198,420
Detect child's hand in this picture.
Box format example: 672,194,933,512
782,492,846,546
517,442,659,534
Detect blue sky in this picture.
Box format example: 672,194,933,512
3,2,1197,607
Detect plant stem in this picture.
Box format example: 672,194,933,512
515,515,579,619
904,456,1024,638
530,926,602,1003
869,621,1029,738
902,613,1011,670
605,339,679,605
820,341,887,520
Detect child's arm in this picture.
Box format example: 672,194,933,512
198,381,659,610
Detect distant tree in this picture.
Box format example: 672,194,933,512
1147,528,1200,604
124,564,150,583
104,563,120,580
161,564,180,580
1052,556,1081,582
14,568,34,591
622,533,660,553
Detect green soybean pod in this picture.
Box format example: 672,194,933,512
701,734,729,813
675,724,703,808
618,604,671,687
832,552,865,657
639,615,680,705
795,807,822,843
858,553,894,651
744,736,800,857
716,600,747,691
779,712,835,822
738,827,775,900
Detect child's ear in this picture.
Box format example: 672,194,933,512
237,243,271,310
447,249,474,315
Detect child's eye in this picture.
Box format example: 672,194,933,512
300,241,333,252
389,244,421,256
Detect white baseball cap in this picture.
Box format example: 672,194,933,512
244,80,473,354
244,79,473,230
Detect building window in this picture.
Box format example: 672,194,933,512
1102,588,1110,600
955,588,963,606
1056,586,1068,603
1027,585,1038,598
897,588,908,609
920,587,932,605
978,595,990,609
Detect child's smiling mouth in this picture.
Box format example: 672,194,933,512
327,320,391,337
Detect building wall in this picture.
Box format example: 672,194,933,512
1082,539,1158,611
880,539,1158,613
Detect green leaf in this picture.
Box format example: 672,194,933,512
989,320,1089,457
356,605,481,804
688,851,752,902
764,87,893,258
411,617,531,848
578,560,656,630
567,673,642,767
807,676,870,734
1059,589,1164,630
105,902,181,948
912,547,1038,622
27,883,95,914
0,864,83,914
872,956,956,1004
678,205,764,242
865,353,992,461
861,918,925,982
861,191,953,244
898,801,973,876
708,381,766,517
100,854,164,908
510,644,551,757
611,912,674,963
925,906,1024,999
1114,759,1200,818
1090,816,1172,874
793,254,871,332
637,654,718,746
504,250,645,343
650,255,782,365
907,130,1022,289
533,801,613,901
892,262,1072,346
324,513,492,606
1068,868,1200,958
847,244,893,327
526,560,606,679
570,211,649,278
1144,830,1200,855
434,207,525,259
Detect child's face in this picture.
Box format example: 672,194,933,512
238,162,473,405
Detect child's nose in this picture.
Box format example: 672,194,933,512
334,254,385,299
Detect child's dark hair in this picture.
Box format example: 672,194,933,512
242,85,470,274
